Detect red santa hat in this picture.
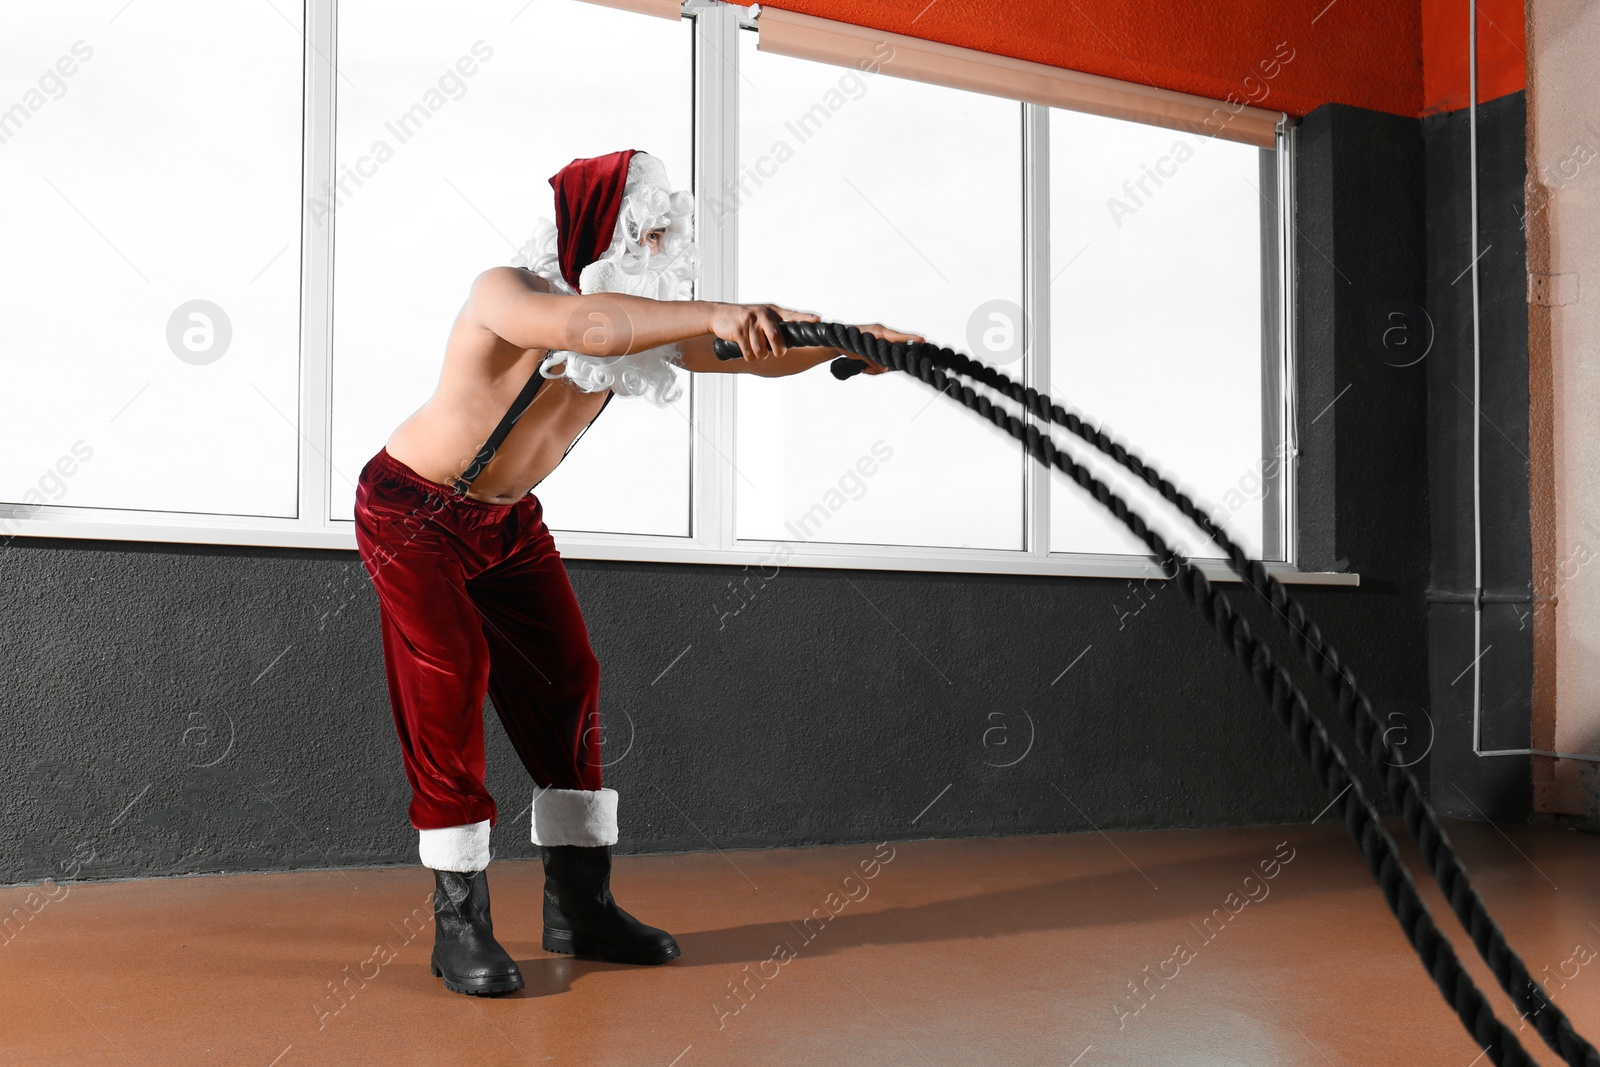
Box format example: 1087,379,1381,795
548,148,641,294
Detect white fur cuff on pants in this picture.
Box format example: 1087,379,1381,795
417,819,492,872
532,787,618,847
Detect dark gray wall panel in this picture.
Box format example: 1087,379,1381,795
1,537,1412,886
1423,91,1532,820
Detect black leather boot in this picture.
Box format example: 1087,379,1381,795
429,867,525,995
541,845,680,965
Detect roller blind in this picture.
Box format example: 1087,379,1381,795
578,0,682,21
754,6,1284,148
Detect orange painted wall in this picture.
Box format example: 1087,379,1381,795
742,0,1525,118
1420,0,1527,113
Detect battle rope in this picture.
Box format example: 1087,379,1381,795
714,325,1596,1067
830,330,1595,1065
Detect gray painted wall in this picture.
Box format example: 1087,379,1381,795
1290,102,1437,799
1423,92,1533,821
1290,95,1534,825
2,538,1413,886
3,99,1492,887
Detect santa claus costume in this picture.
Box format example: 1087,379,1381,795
352,149,697,996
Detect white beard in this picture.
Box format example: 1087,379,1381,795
514,176,700,407
536,247,698,405
579,242,698,302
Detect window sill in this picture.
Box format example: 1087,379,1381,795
1,508,1360,586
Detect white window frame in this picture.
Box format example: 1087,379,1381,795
4,0,1352,588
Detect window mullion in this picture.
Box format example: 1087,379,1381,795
299,0,335,528
1258,137,1284,562
1023,101,1050,558
691,2,739,552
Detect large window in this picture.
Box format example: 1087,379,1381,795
0,0,1310,582
733,32,1025,552
332,0,694,535
0,2,303,519
1047,109,1274,560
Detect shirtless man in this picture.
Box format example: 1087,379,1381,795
382,265,854,502
352,149,918,997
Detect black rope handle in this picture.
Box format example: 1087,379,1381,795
715,323,1594,1067
713,334,868,379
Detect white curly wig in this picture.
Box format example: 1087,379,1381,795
512,152,699,406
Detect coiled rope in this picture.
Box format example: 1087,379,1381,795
714,323,1596,1067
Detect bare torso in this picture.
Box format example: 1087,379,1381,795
384,269,611,504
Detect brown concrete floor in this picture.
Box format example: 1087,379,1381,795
3,820,1600,1066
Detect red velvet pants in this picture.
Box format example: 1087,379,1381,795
352,447,603,832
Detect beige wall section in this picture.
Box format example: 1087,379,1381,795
1528,3,1600,816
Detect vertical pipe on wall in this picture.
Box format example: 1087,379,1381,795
1469,0,1486,755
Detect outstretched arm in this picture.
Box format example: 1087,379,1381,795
470,268,843,366
678,321,924,377
470,266,717,356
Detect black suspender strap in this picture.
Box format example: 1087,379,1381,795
560,391,614,462
452,376,619,497
452,371,546,494
527,390,615,491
